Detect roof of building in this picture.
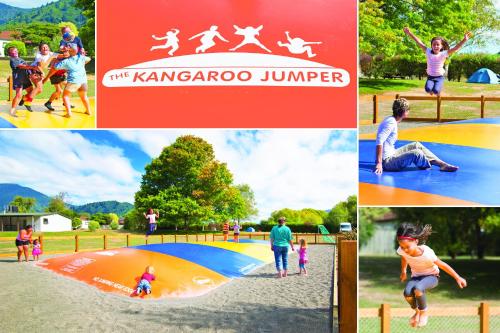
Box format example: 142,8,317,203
0,31,16,41
0,213,61,217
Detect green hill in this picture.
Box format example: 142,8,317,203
0,183,50,211
1,0,86,27
72,201,134,217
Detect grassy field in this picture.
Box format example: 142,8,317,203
0,59,95,100
360,315,483,333
359,79,500,125
359,256,500,308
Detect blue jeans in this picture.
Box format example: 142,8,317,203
136,279,152,293
273,246,289,271
404,275,439,310
383,142,438,171
146,223,157,236
425,75,445,95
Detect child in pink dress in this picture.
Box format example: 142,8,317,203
298,239,308,275
32,239,42,261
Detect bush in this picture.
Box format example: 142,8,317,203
4,40,27,57
88,220,100,232
110,220,119,230
72,217,82,230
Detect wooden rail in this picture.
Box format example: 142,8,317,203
0,232,339,257
360,303,500,333
338,240,357,333
372,94,500,123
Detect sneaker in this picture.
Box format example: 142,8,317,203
418,314,428,327
44,101,55,111
19,97,24,106
25,105,33,112
146,289,151,295
70,105,75,109
136,288,141,295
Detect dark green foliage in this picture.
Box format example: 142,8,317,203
0,3,29,25
72,201,133,217
75,0,95,56
88,220,100,232
1,0,86,27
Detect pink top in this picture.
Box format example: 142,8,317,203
425,48,448,76
16,229,32,241
299,247,308,262
141,272,156,283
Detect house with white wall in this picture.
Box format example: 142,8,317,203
0,31,15,57
0,213,72,232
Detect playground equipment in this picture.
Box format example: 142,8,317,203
359,118,500,206
318,225,336,243
371,94,500,123
38,240,273,299
360,302,498,333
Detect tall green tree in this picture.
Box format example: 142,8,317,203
135,135,250,230
75,0,95,56
9,196,36,213
45,192,75,219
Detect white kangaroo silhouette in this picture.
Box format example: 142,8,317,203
229,25,272,53
151,28,180,56
189,25,229,53
277,31,322,58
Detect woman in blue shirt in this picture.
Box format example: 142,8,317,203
270,217,295,278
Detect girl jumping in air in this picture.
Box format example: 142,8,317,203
403,27,471,96
397,223,467,327
144,208,159,238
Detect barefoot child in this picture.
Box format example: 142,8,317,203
135,266,156,296
397,223,467,327
32,239,42,261
403,27,471,96
298,239,308,275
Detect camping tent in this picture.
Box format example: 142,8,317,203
467,68,499,84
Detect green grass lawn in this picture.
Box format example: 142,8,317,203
360,316,482,333
359,79,500,124
360,256,500,308
0,59,95,100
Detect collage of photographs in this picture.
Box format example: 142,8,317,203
0,0,498,332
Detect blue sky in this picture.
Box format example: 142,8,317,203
2,0,56,8
0,130,357,221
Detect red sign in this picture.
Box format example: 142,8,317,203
97,0,357,128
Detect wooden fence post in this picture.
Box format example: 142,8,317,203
8,76,13,101
174,234,177,243
380,303,391,333
145,237,148,245
205,233,207,242
186,234,188,242
39,235,43,252
437,96,442,122
479,302,489,333
373,95,378,124
75,235,79,252
212,233,215,242
161,234,164,243
103,234,107,250
126,234,130,247
249,233,252,239
480,95,485,118
263,233,266,240
196,234,198,242
314,233,317,244
338,240,357,333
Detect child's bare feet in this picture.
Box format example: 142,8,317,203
409,310,420,327
64,113,71,118
276,271,282,278
418,311,428,327
440,164,458,172
283,270,288,277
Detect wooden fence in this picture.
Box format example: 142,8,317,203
360,303,500,333
372,94,500,123
0,232,339,257
337,240,357,333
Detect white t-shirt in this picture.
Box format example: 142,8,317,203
426,48,448,76
397,245,439,277
33,52,57,70
146,214,157,224
233,224,240,233
376,116,398,160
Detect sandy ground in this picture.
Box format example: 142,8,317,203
0,245,336,333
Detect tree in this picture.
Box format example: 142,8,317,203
45,192,75,219
358,207,390,246
18,22,60,50
9,196,36,213
135,135,251,230
360,0,500,59
107,213,119,225
325,195,357,231
4,40,27,56
232,184,258,222
75,0,95,56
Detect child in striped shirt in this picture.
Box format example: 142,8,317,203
403,27,471,96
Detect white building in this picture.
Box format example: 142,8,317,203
0,213,72,232
0,31,15,57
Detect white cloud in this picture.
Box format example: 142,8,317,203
115,129,357,221
0,131,141,205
